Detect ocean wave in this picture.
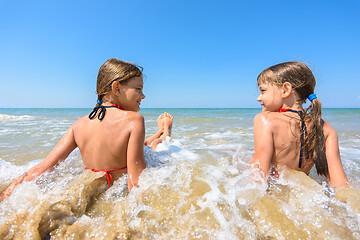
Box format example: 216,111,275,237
0,113,36,120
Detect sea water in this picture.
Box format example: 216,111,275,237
0,108,359,239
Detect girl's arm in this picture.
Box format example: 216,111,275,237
0,126,77,201
127,113,146,191
252,113,274,178
323,120,347,186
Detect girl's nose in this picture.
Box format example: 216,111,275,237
141,92,145,99
257,94,262,102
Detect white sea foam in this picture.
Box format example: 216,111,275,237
206,143,241,151
0,113,35,120
0,129,19,134
0,158,41,184
0,108,359,239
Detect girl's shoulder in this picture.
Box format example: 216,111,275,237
121,111,145,130
72,115,89,127
123,111,144,121
254,111,284,123
254,111,291,132
322,119,337,138
122,111,145,134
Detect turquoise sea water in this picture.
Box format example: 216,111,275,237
0,108,359,239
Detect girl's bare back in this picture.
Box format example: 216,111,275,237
256,111,315,174
73,109,144,180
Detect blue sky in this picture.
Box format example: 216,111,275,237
0,0,359,108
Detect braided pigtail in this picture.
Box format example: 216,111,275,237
305,95,329,177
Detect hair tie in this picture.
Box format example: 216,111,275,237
307,94,317,101
97,100,102,105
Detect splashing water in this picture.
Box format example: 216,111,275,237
0,108,359,239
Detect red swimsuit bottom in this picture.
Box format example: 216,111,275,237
84,166,127,186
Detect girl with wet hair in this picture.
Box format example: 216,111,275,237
0,58,173,201
253,61,347,186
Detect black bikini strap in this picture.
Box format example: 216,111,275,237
284,110,308,168
89,105,117,121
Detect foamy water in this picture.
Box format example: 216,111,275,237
0,108,359,239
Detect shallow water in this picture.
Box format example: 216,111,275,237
0,108,359,239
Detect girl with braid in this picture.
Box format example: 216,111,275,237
0,58,173,201
252,61,347,186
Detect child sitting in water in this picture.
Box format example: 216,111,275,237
252,61,347,187
0,58,173,201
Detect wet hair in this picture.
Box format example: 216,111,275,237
257,61,328,177
96,58,143,104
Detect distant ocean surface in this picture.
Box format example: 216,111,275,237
0,108,359,239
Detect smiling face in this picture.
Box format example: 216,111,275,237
257,81,284,112
117,76,145,112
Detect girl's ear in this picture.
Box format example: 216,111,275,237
112,81,121,96
281,82,293,98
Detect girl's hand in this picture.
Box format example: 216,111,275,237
0,172,28,201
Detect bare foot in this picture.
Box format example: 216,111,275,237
157,113,165,133
163,112,173,137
